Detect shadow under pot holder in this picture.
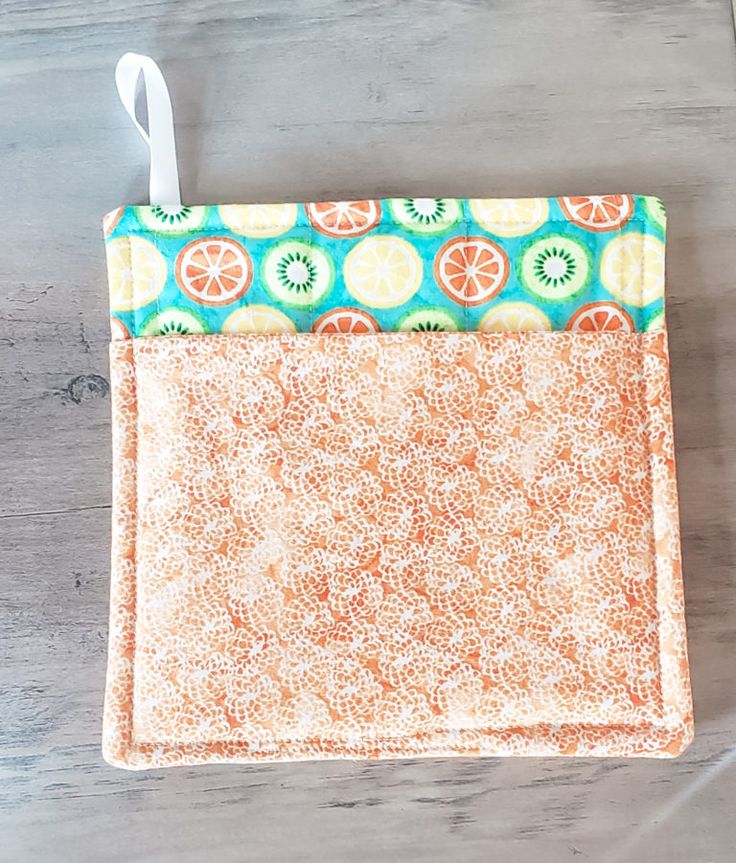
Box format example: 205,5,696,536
101,54,692,769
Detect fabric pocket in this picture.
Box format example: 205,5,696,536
103,330,692,768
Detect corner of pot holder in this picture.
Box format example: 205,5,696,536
102,53,693,769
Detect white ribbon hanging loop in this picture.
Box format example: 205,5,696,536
115,52,181,207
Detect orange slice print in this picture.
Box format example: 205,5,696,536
434,236,509,306
103,207,124,238
312,307,380,334
306,200,382,238
175,237,252,306
559,195,634,232
566,302,634,332
109,316,131,340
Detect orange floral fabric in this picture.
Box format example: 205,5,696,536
103,331,692,768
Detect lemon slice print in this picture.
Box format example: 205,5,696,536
600,233,665,307
470,198,549,238
219,203,298,238
222,305,296,334
344,236,423,308
106,235,167,311
479,302,552,332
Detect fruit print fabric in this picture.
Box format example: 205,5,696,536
104,195,667,337
103,330,692,768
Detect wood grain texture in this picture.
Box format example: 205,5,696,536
1,0,734,860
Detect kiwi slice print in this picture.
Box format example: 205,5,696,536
643,196,667,233
397,306,461,332
518,234,592,302
140,308,206,337
262,240,335,308
389,198,462,235
135,205,209,235
645,309,665,332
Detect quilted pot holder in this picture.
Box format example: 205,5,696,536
102,54,692,769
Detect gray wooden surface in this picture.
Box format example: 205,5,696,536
2,1,735,860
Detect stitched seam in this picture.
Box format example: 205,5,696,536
124,342,141,759
639,332,664,722
644,331,685,730
132,718,677,752
112,217,650,235
119,331,682,758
